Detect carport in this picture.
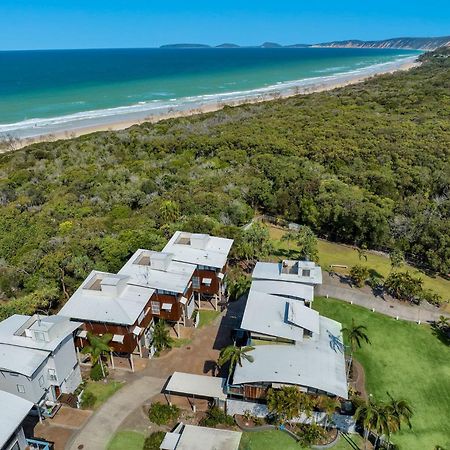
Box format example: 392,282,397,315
164,372,227,412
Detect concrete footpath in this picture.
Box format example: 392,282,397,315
67,376,165,450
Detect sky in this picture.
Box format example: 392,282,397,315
0,1,449,50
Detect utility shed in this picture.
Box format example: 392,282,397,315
160,424,242,450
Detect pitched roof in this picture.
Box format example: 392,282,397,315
252,260,322,285
165,372,227,401
118,249,195,294
0,314,82,377
250,279,314,302
0,391,33,447
58,270,154,325
162,231,233,269
233,316,348,398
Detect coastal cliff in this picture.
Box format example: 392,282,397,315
314,36,450,50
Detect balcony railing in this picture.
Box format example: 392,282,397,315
26,438,52,450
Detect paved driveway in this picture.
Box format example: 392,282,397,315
67,376,165,450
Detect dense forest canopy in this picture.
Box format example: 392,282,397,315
0,48,449,315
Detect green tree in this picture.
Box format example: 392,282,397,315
281,230,298,252
317,395,340,429
342,318,371,378
356,245,368,262
227,275,251,301
386,392,414,432
218,344,254,384
267,386,314,424
384,272,423,302
234,223,272,263
151,320,173,353
389,249,405,270
159,200,180,224
81,332,113,379
349,264,370,288
296,225,318,261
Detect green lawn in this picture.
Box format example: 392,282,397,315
239,430,363,450
107,431,145,450
83,380,124,409
314,297,450,450
198,309,221,328
269,225,450,304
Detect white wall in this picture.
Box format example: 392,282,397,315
3,426,28,450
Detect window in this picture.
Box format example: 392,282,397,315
17,384,25,393
302,269,311,277
192,277,200,289
39,375,45,387
34,331,46,341
48,368,57,381
151,301,160,315
202,278,212,286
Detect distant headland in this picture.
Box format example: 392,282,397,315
161,35,450,51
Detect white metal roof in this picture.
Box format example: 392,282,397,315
118,249,195,294
0,314,82,352
252,261,323,285
165,372,227,400
58,270,154,325
250,279,314,302
0,391,33,447
168,425,242,450
0,344,48,377
287,301,320,335
162,231,233,269
233,316,348,399
240,290,321,341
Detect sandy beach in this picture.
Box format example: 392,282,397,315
0,57,420,153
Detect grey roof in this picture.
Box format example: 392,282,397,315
58,270,154,325
0,314,82,352
250,279,314,302
0,344,48,377
252,260,323,285
162,231,233,269
0,391,33,447
165,372,227,400
161,425,241,450
241,290,320,341
233,315,348,399
118,249,195,294
0,314,82,377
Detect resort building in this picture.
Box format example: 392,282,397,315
0,314,82,419
227,260,347,408
252,260,323,288
0,391,33,450
118,249,197,327
58,270,156,364
162,232,234,309
160,423,241,450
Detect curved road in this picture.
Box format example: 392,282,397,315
67,376,165,450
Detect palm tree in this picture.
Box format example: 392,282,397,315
436,315,449,330
355,399,387,450
81,332,113,378
151,320,173,353
342,318,371,378
227,275,251,301
356,245,368,262
386,392,414,432
267,386,305,424
218,344,254,384
317,395,340,429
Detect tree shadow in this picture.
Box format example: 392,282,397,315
431,324,450,346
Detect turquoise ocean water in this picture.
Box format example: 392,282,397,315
0,48,421,138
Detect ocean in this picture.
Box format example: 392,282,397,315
0,47,421,139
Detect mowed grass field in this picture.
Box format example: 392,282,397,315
268,225,450,304
107,430,145,450
314,297,450,450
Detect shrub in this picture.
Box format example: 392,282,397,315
143,431,165,450
90,362,107,381
419,289,442,306
199,406,234,427
384,271,423,302
349,265,370,287
80,390,96,409
148,402,180,425
295,423,327,447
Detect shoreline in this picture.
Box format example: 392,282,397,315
0,57,420,153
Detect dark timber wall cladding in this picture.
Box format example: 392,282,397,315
244,384,268,400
